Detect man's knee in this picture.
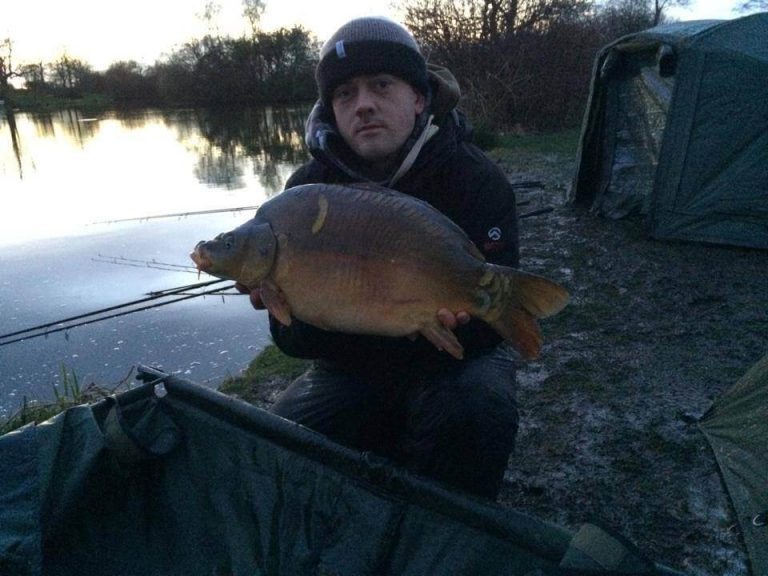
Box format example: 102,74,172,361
271,364,400,453
404,349,519,498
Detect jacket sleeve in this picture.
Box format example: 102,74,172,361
269,314,431,371
462,145,520,268
449,143,521,356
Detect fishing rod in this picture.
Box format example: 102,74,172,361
91,205,259,225
92,254,201,273
0,279,234,347
90,189,543,227
90,182,543,227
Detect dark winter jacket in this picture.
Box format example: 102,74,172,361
269,66,520,375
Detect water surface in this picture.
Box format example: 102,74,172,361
0,106,309,418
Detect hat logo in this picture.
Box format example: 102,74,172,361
335,41,346,59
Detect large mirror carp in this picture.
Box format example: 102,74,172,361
191,183,568,360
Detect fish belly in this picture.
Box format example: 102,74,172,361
273,249,472,337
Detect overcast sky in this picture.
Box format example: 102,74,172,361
3,0,754,71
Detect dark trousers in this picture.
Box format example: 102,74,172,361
271,345,519,499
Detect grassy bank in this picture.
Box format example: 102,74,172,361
218,345,311,407
4,90,114,112
495,128,581,155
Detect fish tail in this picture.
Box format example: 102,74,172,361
479,264,569,359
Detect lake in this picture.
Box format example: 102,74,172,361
0,106,310,419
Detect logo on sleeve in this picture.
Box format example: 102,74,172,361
483,227,505,253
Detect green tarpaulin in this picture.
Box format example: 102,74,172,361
700,354,768,576
570,14,768,249
0,367,684,575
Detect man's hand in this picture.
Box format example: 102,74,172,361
437,308,471,330
234,282,266,310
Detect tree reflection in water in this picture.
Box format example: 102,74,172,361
0,105,311,196
2,108,23,177
183,106,310,195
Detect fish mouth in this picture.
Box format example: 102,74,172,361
189,248,212,272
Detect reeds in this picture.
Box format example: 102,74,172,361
0,365,132,435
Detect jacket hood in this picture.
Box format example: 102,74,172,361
427,64,461,119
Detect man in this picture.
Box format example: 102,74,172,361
246,17,520,499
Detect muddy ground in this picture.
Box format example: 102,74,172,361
494,148,766,576
227,147,767,575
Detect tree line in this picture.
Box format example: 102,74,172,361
399,0,699,128
2,0,765,130
7,26,318,107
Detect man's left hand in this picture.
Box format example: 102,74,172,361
437,308,471,330
234,282,266,310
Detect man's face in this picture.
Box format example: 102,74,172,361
331,74,426,171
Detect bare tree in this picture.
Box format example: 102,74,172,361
0,38,22,98
400,0,596,129
49,54,92,90
243,0,266,37
596,0,692,32
651,0,691,25
598,0,655,39
21,63,46,86
403,0,591,52
199,0,223,35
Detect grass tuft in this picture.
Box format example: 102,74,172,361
0,365,132,436
218,344,310,405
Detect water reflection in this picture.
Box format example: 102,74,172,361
0,105,311,245
3,109,22,177
0,105,310,193
16,108,101,145
187,107,308,194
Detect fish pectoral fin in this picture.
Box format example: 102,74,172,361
420,323,464,360
260,280,292,326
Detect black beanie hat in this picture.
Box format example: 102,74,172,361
316,17,429,106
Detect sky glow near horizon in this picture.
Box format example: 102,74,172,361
1,0,756,72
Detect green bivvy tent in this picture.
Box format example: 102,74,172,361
0,366,685,576
699,353,768,576
570,14,768,249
